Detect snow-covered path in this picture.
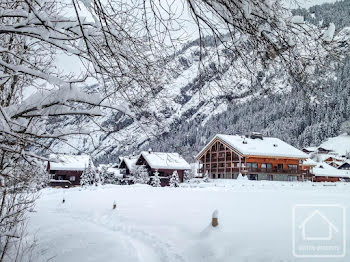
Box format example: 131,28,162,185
28,181,350,262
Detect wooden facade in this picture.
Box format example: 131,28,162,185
197,137,308,181
119,160,132,175
47,162,82,186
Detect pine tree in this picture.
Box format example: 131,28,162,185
183,170,193,182
203,170,210,182
80,160,95,186
151,170,161,187
169,171,180,187
132,165,150,184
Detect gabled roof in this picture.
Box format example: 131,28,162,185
49,154,92,171
196,134,308,159
303,146,317,152
140,151,191,170
120,155,139,172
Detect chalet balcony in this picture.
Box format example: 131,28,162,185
243,167,303,174
202,167,307,175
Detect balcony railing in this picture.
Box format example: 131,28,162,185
200,167,307,175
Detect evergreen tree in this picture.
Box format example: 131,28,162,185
169,171,180,187
183,170,193,182
80,160,95,186
151,170,161,187
132,165,150,184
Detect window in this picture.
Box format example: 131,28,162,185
288,176,298,181
267,175,273,181
212,173,216,179
248,174,258,180
288,165,298,170
226,173,231,179
247,163,257,169
218,174,221,179
69,176,76,182
261,163,272,169
220,163,224,167
58,175,64,180
277,164,283,170
221,153,225,157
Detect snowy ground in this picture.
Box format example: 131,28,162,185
28,180,350,262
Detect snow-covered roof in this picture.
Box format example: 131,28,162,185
319,133,350,156
303,146,317,152
120,156,139,171
302,158,317,166
197,134,308,159
140,151,191,170
313,163,350,178
316,154,345,163
49,154,92,171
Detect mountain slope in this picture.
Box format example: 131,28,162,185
50,0,350,164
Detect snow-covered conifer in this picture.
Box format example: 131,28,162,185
169,171,180,187
132,166,150,184
151,170,161,187
80,160,95,186
183,170,193,182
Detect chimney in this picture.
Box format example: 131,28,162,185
250,132,263,140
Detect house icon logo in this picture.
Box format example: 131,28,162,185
298,209,338,241
292,204,346,258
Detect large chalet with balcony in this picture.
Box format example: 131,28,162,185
196,133,309,181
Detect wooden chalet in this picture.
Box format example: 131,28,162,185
119,155,139,176
47,154,93,187
302,147,317,154
196,133,309,181
135,151,191,186
317,147,333,154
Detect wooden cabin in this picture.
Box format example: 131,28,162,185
135,151,191,186
119,155,139,176
47,154,93,187
317,147,333,154
302,147,317,154
196,133,309,181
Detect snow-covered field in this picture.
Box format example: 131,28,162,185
28,181,350,262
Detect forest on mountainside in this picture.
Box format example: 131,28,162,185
132,0,350,161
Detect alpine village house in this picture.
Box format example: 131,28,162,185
135,151,191,186
196,133,310,181
47,154,93,187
